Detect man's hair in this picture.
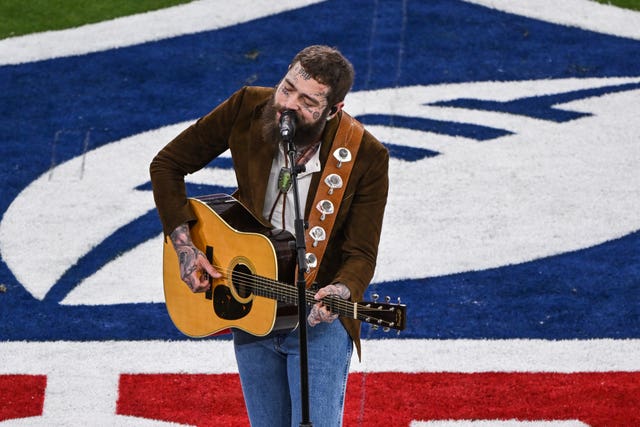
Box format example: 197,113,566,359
290,45,354,107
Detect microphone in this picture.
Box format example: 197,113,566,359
279,109,297,142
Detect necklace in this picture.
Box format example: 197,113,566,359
268,141,321,228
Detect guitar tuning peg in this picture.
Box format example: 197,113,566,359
372,325,379,331
397,297,401,304
385,295,391,303
396,330,401,336
372,293,379,302
383,327,390,333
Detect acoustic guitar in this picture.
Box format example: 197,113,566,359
163,194,406,337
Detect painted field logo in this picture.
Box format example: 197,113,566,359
1,78,639,309
1,0,639,425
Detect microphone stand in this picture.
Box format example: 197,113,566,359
284,132,314,427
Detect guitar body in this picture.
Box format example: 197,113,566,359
163,194,298,338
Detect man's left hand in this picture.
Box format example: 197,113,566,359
307,283,351,327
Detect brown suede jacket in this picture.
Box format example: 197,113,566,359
149,86,389,358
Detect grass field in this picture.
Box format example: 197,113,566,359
0,0,192,39
595,0,640,9
1,0,639,40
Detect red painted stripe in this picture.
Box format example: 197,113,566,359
0,375,46,422
117,372,640,426
117,373,248,427
346,372,640,426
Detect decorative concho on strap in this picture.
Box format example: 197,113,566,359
303,112,364,287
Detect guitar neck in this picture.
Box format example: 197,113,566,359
251,277,351,315
249,276,403,331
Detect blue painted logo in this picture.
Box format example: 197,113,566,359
1,0,639,342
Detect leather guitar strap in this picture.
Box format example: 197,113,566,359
303,112,364,287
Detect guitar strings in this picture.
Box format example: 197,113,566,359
211,263,349,308
203,263,397,327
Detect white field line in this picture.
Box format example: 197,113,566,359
1,339,639,375
463,0,640,40
0,0,325,66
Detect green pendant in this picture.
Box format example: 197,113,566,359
278,167,292,193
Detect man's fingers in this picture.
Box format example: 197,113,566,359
186,257,215,293
197,253,222,278
185,272,209,293
314,283,350,300
307,302,338,326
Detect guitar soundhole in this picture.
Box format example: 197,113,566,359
232,264,254,298
213,263,254,321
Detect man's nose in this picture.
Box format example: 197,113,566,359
282,97,300,111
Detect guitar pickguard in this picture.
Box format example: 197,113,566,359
213,261,256,320
212,284,252,320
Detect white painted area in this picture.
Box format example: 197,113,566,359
0,122,189,301
0,0,325,65
355,339,640,373
346,79,640,282
463,0,640,40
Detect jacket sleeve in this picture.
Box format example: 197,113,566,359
149,87,248,236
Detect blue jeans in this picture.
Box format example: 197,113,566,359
232,318,353,427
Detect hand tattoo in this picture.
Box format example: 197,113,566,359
307,283,351,327
170,223,192,247
170,223,204,291
327,283,351,300
177,246,199,283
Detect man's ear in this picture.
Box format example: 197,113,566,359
328,102,344,119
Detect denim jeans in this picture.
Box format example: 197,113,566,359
232,318,353,427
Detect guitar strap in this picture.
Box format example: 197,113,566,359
302,111,364,287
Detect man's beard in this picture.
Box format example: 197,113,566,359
261,94,328,150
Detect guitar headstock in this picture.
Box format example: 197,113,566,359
356,295,407,332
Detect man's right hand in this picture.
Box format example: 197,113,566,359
170,223,221,292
